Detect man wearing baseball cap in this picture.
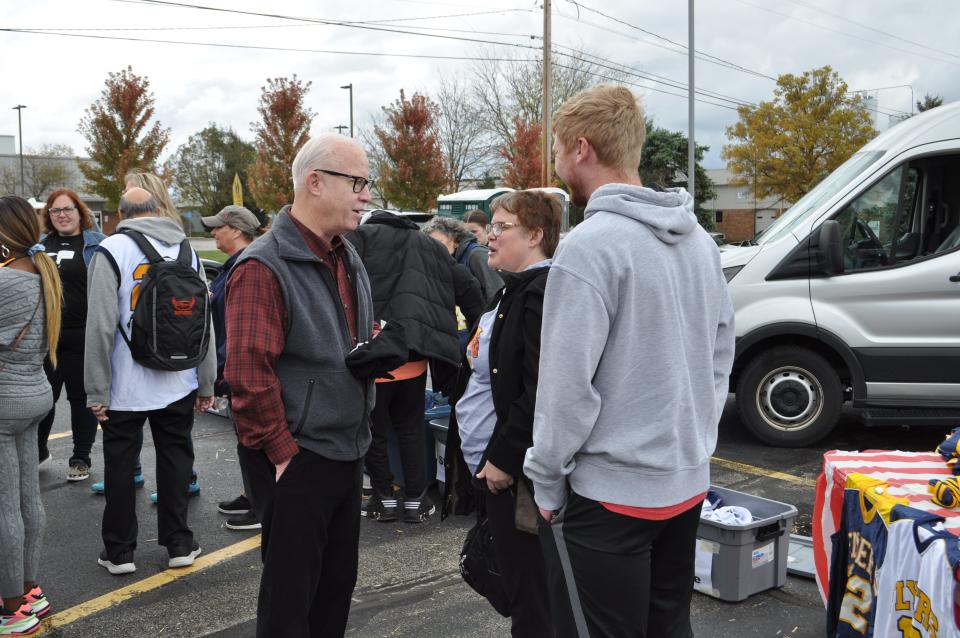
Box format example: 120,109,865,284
201,205,263,531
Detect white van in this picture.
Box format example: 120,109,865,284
721,102,960,446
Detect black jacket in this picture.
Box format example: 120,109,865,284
443,264,549,516
348,212,484,367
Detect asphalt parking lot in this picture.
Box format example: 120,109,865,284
31,395,953,637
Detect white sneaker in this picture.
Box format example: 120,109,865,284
168,542,202,568
98,550,136,575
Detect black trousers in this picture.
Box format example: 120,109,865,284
240,445,363,638
365,372,428,498
538,491,700,638
483,486,553,638
37,327,99,465
101,391,196,560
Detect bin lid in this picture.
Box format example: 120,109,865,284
787,534,816,579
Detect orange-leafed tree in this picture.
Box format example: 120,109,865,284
77,66,171,210
374,90,449,211
248,75,314,212
501,117,541,189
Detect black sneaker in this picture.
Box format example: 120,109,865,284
168,541,202,568
98,549,136,575
225,510,261,531
403,489,436,524
217,494,251,515
362,491,399,522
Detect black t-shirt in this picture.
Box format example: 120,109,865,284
43,233,88,328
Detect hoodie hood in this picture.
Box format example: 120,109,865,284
585,183,697,245
116,216,186,246
363,210,419,231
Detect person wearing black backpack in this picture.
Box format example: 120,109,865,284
84,187,216,576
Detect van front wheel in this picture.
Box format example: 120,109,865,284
736,346,843,447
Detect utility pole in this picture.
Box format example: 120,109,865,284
340,84,354,138
12,105,26,198
541,0,552,188
334,125,349,135
687,0,695,198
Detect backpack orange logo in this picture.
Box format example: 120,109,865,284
172,296,196,316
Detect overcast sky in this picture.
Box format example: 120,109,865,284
2,0,958,171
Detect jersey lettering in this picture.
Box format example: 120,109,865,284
130,263,151,310
839,574,872,634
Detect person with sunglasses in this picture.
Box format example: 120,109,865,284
37,189,105,482
444,190,562,636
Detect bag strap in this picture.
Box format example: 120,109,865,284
458,240,478,267
175,238,194,268
117,228,165,264
0,294,42,374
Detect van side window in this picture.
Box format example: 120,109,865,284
832,153,960,273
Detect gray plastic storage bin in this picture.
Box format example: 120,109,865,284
694,486,798,602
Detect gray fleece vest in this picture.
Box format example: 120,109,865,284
234,208,375,461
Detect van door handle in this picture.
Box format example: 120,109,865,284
951,272,960,282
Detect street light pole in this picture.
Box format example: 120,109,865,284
541,0,552,188
687,0,695,198
12,105,26,198
334,125,348,135
340,84,354,138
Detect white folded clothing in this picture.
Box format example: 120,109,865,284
700,505,753,526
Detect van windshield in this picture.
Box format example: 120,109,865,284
757,151,885,245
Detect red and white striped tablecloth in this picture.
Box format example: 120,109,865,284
813,449,960,605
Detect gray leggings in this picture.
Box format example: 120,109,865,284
0,415,46,600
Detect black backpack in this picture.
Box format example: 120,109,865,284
117,229,211,371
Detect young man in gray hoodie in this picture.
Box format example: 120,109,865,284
85,187,215,575
523,85,736,637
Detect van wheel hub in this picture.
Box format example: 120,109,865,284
756,367,824,431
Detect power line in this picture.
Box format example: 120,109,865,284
117,0,541,51
557,0,776,81
0,28,538,62
781,0,960,61
731,0,960,69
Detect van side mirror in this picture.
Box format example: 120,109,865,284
818,220,843,276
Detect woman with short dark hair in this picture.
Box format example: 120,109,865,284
446,189,563,636
37,188,106,481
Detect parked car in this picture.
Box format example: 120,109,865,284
721,102,960,446
200,258,222,288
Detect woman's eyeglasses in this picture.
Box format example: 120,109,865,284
48,206,77,217
486,221,520,238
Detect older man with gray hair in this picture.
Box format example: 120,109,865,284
85,186,216,577
225,134,375,637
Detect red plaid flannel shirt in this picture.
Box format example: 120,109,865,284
225,215,357,465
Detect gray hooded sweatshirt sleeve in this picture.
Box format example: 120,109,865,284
523,184,735,512
85,216,217,407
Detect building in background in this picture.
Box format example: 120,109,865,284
703,168,791,243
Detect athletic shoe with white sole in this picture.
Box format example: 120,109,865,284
67,460,90,482
168,542,202,568
217,494,251,515
403,489,436,524
97,550,136,575
21,586,49,618
0,603,39,636
225,510,261,530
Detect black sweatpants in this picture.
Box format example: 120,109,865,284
240,445,363,638
364,371,428,498
101,391,196,560
37,327,99,465
483,485,553,637
538,491,700,638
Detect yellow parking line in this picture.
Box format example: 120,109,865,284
711,456,816,489
48,425,102,442
39,534,261,634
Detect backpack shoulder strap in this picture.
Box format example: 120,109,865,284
458,240,478,266
117,228,164,264
175,239,194,268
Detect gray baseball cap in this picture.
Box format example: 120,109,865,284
201,205,260,234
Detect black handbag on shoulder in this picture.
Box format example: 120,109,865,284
459,512,511,617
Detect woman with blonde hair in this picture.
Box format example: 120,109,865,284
124,170,183,228
0,195,62,635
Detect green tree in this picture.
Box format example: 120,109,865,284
916,93,943,112
167,125,257,216
639,120,717,229
374,90,449,211
77,66,171,209
722,65,875,204
248,75,314,212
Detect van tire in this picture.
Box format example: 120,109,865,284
736,346,843,447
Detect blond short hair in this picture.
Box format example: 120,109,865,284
553,84,645,172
